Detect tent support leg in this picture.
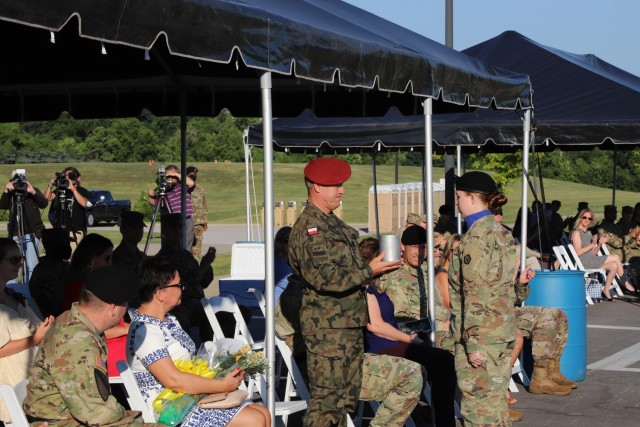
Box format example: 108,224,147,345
520,109,532,269
423,98,436,345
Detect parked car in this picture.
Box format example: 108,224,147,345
86,190,131,227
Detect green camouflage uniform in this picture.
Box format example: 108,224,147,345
379,263,429,323
190,184,208,259
449,214,519,427
598,227,624,259
434,268,454,353
24,303,157,426
289,201,372,427
515,306,568,366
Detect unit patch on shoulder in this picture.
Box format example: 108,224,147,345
464,254,472,265
307,227,319,236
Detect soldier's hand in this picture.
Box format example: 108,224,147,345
518,267,535,285
467,351,486,368
369,252,401,276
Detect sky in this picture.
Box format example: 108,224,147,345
342,0,640,77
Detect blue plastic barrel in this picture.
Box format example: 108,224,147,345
525,270,586,381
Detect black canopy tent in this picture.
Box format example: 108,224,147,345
1,1,533,416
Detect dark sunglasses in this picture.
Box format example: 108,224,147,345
2,255,23,265
581,215,593,220
159,283,185,291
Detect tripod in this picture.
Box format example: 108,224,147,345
144,185,172,254
10,190,39,284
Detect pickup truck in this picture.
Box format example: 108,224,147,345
86,190,131,227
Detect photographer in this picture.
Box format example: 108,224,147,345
0,169,48,284
43,166,89,247
147,164,195,250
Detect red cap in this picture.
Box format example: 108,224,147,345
304,158,351,186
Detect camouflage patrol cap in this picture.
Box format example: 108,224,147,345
304,157,351,185
85,266,139,305
455,171,497,195
401,225,427,245
406,213,427,226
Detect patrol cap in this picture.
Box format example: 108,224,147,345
454,171,497,195
406,213,427,226
551,200,561,208
622,206,633,214
304,158,351,186
85,266,139,305
186,166,199,176
41,227,70,244
604,205,617,213
161,213,182,229
439,204,454,215
577,201,589,210
401,225,427,245
120,211,146,228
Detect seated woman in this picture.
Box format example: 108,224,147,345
359,238,457,427
0,238,54,423
127,256,270,427
571,208,635,301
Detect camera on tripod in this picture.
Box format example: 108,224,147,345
10,169,28,193
155,166,168,190
55,172,70,190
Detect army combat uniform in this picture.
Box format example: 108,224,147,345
449,214,519,427
190,184,208,260
379,262,429,323
515,306,568,366
290,202,422,426
24,303,156,427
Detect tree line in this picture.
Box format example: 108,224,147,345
0,111,637,191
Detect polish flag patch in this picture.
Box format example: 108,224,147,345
307,227,319,235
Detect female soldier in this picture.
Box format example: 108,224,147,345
449,171,532,426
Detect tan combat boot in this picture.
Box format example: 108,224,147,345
529,366,572,395
547,358,578,389
509,409,524,422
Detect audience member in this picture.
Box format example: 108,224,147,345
435,204,457,234
563,201,589,231
571,208,635,300
599,205,623,236
127,257,270,427
360,237,457,427
450,171,530,426
617,205,634,236
61,234,128,377
111,211,147,274
548,200,565,243
434,234,460,353
186,166,208,260
23,266,152,426
632,202,640,226
405,213,427,229
156,213,220,344
0,238,54,424
28,228,71,318
274,226,292,303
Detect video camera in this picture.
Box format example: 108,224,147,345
155,166,168,190
55,172,70,190
10,169,27,193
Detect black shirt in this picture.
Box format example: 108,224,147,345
0,187,48,237
49,186,89,233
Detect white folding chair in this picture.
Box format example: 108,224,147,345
116,360,157,423
0,381,29,427
553,245,597,304
201,295,264,350
509,356,531,392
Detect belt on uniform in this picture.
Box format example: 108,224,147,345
305,283,363,299
27,414,61,423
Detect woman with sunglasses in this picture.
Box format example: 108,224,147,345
0,238,54,423
61,233,128,376
127,256,270,427
571,208,635,301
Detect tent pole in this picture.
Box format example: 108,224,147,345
612,147,617,206
456,144,462,234
243,129,252,241
520,109,532,270
179,91,188,251
373,150,380,239
423,98,436,345
260,71,276,423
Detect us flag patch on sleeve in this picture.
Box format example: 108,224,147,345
307,227,319,235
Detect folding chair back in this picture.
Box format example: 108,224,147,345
116,360,157,422
0,381,29,427
201,295,263,350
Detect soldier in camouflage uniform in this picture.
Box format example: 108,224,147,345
449,171,532,427
288,157,404,427
24,266,159,427
379,226,429,324
186,166,208,260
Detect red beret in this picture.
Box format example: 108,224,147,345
304,158,351,186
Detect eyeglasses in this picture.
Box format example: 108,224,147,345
581,216,593,220
2,255,23,265
159,283,185,291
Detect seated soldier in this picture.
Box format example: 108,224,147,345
111,210,147,274
24,266,158,426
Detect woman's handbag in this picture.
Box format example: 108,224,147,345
198,389,249,409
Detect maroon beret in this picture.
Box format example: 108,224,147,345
304,158,351,186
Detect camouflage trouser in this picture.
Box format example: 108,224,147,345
515,306,568,366
436,330,455,355
191,223,206,260
359,353,423,427
455,341,514,427
303,328,363,427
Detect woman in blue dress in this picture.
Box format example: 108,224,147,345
127,256,270,427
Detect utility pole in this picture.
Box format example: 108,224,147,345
443,0,456,209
